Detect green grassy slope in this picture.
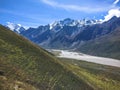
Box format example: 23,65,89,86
60,58,120,90
78,28,120,60
0,25,93,90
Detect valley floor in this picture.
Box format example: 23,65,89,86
48,49,120,90
59,58,120,90
48,49,120,68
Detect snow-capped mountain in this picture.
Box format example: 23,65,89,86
19,17,120,50
5,17,120,60
6,22,26,33
18,18,103,48
49,18,100,31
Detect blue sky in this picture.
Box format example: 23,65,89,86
0,0,120,27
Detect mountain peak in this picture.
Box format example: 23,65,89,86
49,18,100,30
109,16,118,21
6,22,26,33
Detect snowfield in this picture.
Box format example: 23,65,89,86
50,49,120,68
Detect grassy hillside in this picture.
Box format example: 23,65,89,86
60,58,120,90
0,25,93,90
78,28,120,60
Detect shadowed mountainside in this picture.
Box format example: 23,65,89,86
18,17,120,59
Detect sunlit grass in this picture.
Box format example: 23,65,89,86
60,58,120,90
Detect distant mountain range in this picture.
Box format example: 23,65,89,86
17,18,101,47
6,16,120,59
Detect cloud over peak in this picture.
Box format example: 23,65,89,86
104,8,120,21
103,0,120,21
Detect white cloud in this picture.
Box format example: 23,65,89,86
103,8,120,21
41,0,56,6
102,0,120,21
41,0,110,13
113,0,119,5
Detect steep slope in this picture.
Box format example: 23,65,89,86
20,18,99,48
73,16,120,59
46,17,120,59
73,16,120,42
8,17,120,59
77,27,120,59
48,25,80,49
44,16,120,56
20,17,120,48
0,25,93,90
44,17,120,53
